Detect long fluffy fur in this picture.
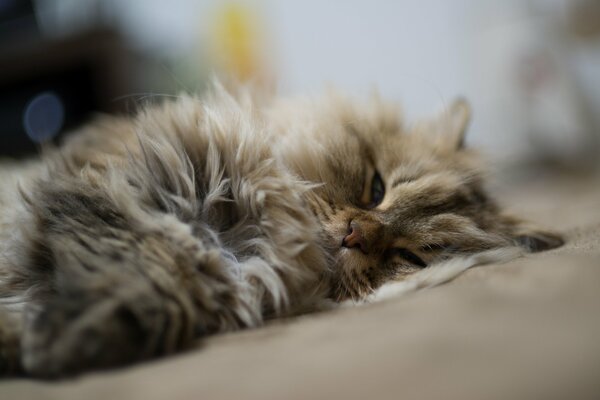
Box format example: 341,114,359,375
0,82,562,377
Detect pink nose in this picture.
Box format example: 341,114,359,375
342,221,368,254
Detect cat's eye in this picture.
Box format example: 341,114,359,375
367,171,385,208
392,248,427,268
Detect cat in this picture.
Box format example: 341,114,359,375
0,82,563,377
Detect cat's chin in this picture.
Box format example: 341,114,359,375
330,252,373,302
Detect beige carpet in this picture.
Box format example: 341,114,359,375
2,171,600,400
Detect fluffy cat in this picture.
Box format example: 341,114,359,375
0,82,563,377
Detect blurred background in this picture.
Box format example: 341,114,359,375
1,0,599,173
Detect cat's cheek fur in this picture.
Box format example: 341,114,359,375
495,214,565,253
512,226,565,253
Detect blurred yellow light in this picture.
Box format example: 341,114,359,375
212,3,263,81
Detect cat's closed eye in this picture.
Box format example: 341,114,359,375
390,248,427,268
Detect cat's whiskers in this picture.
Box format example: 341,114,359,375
359,271,375,295
112,92,184,103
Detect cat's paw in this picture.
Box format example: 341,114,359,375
21,301,83,378
0,307,22,376
21,289,194,378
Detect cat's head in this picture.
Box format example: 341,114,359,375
270,93,564,300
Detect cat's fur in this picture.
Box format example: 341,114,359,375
0,82,563,377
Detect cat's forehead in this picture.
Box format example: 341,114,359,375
344,119,460,178
340,105,477,177
270,92,478,177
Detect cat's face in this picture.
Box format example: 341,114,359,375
271,94,563,301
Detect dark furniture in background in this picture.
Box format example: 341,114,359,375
0,0,132,157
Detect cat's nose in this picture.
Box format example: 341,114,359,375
342,220,368,254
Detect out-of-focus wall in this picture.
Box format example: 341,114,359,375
27,0,600,167
273,0,600,167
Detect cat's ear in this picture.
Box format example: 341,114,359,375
500,214,565,252
417,98,471,150
444,98,471,150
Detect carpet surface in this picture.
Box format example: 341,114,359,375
2,171,600,400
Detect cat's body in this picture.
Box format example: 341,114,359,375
0,83,562,377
